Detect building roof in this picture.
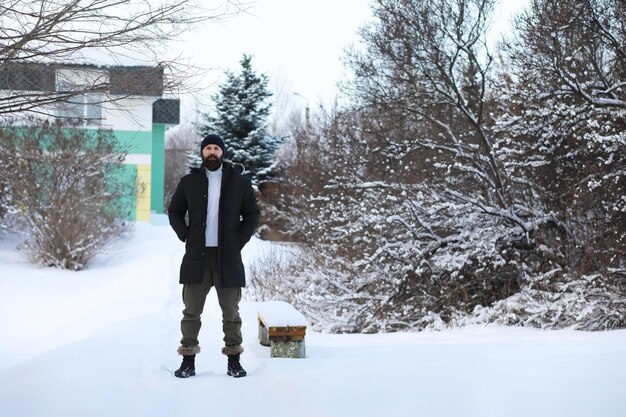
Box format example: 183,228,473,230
0,62,164,96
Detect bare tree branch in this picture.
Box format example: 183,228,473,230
0,0,246,117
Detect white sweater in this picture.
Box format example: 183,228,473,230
204,166,222,247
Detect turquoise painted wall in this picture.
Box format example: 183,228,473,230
150,123,165,214
113,130,153,154
106,163,137,221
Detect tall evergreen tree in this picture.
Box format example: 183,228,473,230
198,54,279,185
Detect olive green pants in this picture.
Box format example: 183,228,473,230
180,248,242,348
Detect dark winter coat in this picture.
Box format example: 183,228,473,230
168,163,260,287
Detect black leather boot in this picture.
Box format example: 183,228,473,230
227,353,247,378
174,354,196,378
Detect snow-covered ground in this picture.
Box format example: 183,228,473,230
0,220,624,417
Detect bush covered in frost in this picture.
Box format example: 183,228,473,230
257,0,625,332
0,119,133,270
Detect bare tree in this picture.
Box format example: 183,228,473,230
506,0,626,110
266,0,625,332
497,0,625,268
491,0,626,329
346,0,508,196
0,0,246,117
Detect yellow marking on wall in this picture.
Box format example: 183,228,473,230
136,164,152,222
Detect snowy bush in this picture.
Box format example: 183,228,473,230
461,270,626,331
247,248,303,302
261,0,625,332
496,0,626,276
0,119,133,270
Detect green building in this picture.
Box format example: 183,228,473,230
0,62,180,221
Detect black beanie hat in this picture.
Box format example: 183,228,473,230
200,134,225,154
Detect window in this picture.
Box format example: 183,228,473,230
56,69,107,126
57,91,103,126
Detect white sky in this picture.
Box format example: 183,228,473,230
164,0,528,124
169,0,374,123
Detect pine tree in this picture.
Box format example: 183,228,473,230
185,149,202,170
198,54,280,186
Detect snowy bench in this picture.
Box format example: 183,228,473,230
257,301,307,358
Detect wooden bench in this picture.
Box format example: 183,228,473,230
257,301,307,358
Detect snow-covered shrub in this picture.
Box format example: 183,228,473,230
261,0,625,332
497,0,626,277
246,247,305,302
264,103,529,332
0,119,132,270
262,0,532,332
0,143,16,224
460,270,626,331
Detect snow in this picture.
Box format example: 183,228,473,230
0,220,625,417
257,301,308,327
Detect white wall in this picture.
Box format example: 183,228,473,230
102,96,155,132
0,90,56,123
1,68,156,131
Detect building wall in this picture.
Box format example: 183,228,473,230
1,66,172,223
107,163,138,220
0,94,161,222
103,96,157,221
103,96,154,131
0,90,56,123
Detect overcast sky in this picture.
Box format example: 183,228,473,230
167,0,372,123
166,0,528,124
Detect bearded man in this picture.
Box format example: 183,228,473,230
168,134,260,378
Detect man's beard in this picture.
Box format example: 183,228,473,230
202,154,224,171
